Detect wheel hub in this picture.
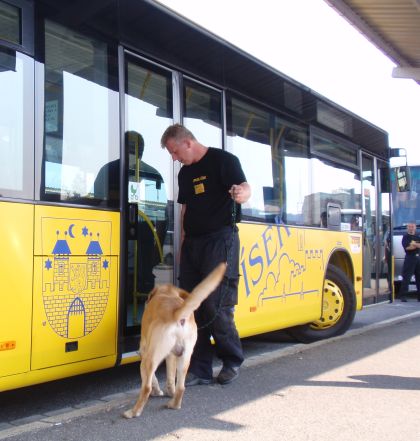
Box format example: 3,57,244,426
310,278,345,330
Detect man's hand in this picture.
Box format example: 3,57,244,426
229,182,251,204
408,240,420,250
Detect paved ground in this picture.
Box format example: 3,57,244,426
1,298,420,440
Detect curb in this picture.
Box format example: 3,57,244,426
244,310,420,369
2,310,420,440
0,392,137,440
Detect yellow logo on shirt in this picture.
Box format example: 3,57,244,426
193,176,206,194
194,183,205,194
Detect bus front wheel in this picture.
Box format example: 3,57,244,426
288,265,356,343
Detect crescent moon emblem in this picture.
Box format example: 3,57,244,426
68,224,76,238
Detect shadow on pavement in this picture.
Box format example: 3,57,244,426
2,316,419,440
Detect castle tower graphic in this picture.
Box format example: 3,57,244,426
86,236,103,289
42,225,110,339
52,238,71,291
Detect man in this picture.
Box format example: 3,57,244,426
400,222,420,302
94,131,167,294
161,124,251,386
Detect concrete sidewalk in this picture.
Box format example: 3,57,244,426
351,298,420,330
2,298,420,441
239,297,420,369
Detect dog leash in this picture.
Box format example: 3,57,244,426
197,201,237,330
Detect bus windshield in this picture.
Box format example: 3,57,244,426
392,166,420,229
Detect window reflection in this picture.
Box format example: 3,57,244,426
362,155,376,292
183,79,222,148
312,132,357,166
227,96,309,224
310,129,361,229
378,161,391,294
227,98,270,221
227,97,363,228
125,60,173,209
124,58,173,326
0,2,20,45
41,21,119,204
276,118,309,225
310,158,361,229
0,48,33,199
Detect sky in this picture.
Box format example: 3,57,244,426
158,0,420,165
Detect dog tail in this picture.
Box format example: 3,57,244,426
174,262,227,322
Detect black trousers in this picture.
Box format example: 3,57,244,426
179,227,244,379
400,254,420,297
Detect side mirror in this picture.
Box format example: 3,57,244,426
327,203,341,231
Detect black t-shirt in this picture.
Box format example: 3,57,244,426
177,148,247,236
402,233,420,255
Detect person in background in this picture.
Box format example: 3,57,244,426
160,123,251,386
399,222,420,302
383,228,392,291
320,211,328,228
350,215,360,231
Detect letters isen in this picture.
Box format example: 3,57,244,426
240,224,291,297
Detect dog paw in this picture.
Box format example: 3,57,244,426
123,409,135,419
123,409,141,419
166,399,181,410
151,388,164,397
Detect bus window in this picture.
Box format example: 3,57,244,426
40,21,119,205
391,166,420,292
340,209,362,231
310,130,361,229
226,96,309,225
0,47,33,199
275,117,309,226
183,79,222,149
226,97,271,222
0,2,20,45
124,56,174,332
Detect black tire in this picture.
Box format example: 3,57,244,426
288,265,356,343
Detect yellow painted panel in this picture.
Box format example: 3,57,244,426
0,202,33,378
0,355,116,393
235,223,363,337
34,205,120,256
31,206,120,370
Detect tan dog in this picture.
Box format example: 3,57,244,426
123,263,226,419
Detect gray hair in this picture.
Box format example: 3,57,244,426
160,124,196,148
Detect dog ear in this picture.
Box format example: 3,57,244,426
178,289,189,301
146,287,158,304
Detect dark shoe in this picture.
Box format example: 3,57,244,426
185,373,212,387
217,366,239,385
401,297,407,302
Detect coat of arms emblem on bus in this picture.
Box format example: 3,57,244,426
41,217,112,339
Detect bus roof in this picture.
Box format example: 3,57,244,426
39,0,389,158
145,1,389,156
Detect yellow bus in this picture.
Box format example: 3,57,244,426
0,0,391,392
